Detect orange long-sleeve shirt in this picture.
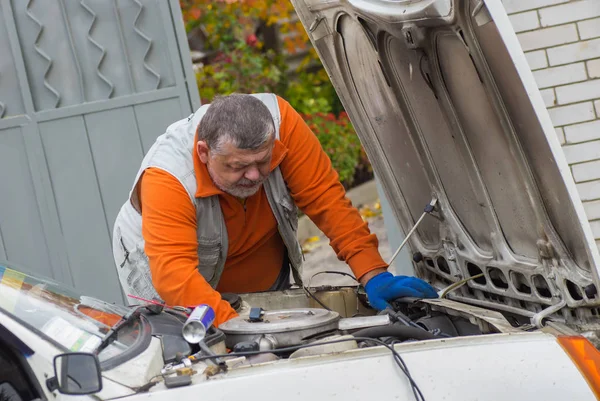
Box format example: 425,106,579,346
139,95,388,326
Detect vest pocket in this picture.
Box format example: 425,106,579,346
197,236,221,282
126,244,162,301
113,230,161,302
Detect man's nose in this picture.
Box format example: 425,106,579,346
244,167,260,181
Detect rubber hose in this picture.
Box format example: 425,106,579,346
351,325,437,341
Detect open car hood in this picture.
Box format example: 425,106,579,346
290,0,600,327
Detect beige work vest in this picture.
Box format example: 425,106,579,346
112,93,303,304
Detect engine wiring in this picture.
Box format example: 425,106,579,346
307,270,359,286
139,336,427,401
302,270,360,312
302,286,332,311
384,307,426,330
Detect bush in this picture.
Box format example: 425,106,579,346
180,0,373,188
301,112,361,186
283,69,340,115
196,43,287,103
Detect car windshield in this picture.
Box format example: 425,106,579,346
0,264,141,362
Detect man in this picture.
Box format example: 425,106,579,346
112,93,436,326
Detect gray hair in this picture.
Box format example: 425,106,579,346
197,94,275,154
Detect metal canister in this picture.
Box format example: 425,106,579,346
182,305,215,344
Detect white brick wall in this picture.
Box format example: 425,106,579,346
572,160,600,182
562,140,600,164
533,63,587,89
565,120,600,143
579,17,600,39
509,11,541,33
538,0,600,26
584,199,600,220
503,0,569,14
517,24,578,51
547,38,600,66
525,50,549,69
555,127,566,144
556,79,600,104
548,102,595,126
577,181,600,201
504,0,600,249
587,59,600,78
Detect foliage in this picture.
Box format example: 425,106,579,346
196,43,287,104
283,69,342,115
179,0,372,188
302,112,364,186
180,0,309,56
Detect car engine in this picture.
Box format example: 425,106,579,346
140,284,517,379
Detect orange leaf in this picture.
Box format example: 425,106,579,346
190,8,201,19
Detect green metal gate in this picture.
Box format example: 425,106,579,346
0,0,200,303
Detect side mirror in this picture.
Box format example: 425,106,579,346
46,352,102,395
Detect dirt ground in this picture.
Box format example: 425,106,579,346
300,214,392,287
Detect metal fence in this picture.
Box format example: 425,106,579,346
0,0,200,303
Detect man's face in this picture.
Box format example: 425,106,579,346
197,139,273,198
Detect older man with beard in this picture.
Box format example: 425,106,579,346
112,93,436,326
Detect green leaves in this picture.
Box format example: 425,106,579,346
195,44,286,102
302,112,363,186
284,71,335,115
184,0,372,189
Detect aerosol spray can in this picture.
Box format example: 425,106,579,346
182,304,215,344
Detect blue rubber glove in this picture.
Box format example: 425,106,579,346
365,272,438,310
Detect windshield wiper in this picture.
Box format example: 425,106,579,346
94,305,145,354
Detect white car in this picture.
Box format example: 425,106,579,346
2,0,600,400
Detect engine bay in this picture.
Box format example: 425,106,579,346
131,284,530,392
221,286,493,351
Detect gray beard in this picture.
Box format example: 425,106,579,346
207,164,264,199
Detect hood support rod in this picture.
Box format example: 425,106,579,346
388,198,437,267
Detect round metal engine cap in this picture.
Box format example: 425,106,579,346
219,308,340,335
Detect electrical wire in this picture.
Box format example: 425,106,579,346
307,271,359,287
108,373,164,396
302,286,332,310
384,308,425,330
303,271,360,312
136,373,167,393
184,336,426,401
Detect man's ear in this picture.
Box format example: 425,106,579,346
196,141,210,164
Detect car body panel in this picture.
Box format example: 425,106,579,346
2,280,596,400
126,332,595,401
288,0,600,327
